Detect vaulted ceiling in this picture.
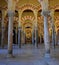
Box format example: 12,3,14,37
0,0,59,38
0,0,59,9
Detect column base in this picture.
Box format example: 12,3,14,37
44,53,50,58
19,45,21,48
44,53,51,63
7,54,15,58
35,44,38,48
1,45,4,48
19,46,21,48
44,49,50,58
7,50,15,58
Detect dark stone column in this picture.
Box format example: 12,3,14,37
32,29,35,45
1,10,5,48
18,27,21,48
35,28,38,48
8,11,14,57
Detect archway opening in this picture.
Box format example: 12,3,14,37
13,10,19,44
21,9,34,44
55,9,59,45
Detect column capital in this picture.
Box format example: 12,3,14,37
41,11,50,16
18,27,21,29
50,9,54,18
8,11,15,17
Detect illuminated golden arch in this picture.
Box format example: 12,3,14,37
21,16,35,23
17,4,36,27
18,4,36,15
50,5,59,10
54,5,59,10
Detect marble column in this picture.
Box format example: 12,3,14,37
42,11,50,58
1,10,5,48
32,29,35,45
18,10,22,48
23,31,26,44
23,30,26,44
50,10,56,48
51,21,56,48
40,24,42,44
35,27,38,48
15,27,17,44
40,35,42,44
8,11,14,57
18,27,21,48
0,18,1,46
24,32,26,44
21,30,24,45
34,11,38,48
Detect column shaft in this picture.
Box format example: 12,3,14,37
1,12,5,48
50,9,56,48
35,28,38,47
8,11,14,56
23,30,26,44
0,18,1,46
40,35,42,44
52,24,56,48
44,16,50,57
18,27,21,48
15,28,17,44
34,11,38,48
23,31,26,44
32,29,35,45
40,25,42,44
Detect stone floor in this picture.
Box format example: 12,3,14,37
0,44,59,65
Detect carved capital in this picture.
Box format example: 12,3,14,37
18,26,21,29
8,11,15,17
41,11,50,16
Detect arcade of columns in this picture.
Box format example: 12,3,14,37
0,0,59,58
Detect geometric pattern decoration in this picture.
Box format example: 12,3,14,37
21,15,35,22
